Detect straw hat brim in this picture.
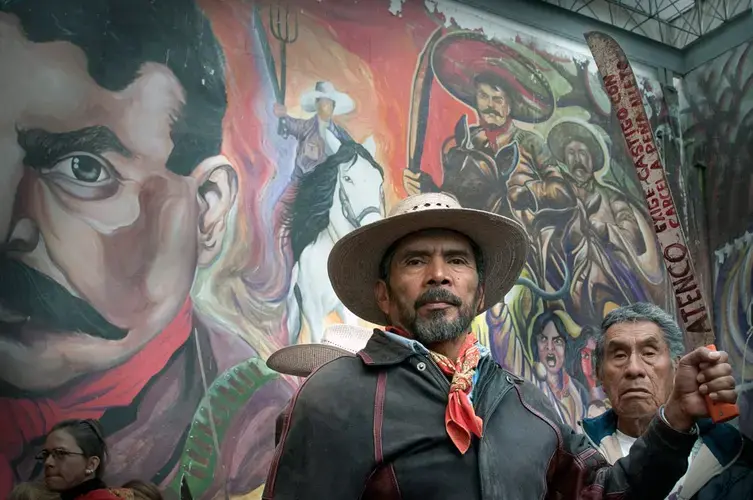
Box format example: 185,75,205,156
327,207,528,325
266,343,354,377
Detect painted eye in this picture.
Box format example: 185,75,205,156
44,153,112,184
343,175,352,183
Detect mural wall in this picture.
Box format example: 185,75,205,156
714,231,753,439
0,0,678,498
684,41,753,439
682,41,753,252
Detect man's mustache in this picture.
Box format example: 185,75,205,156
480,108,503,119
571,162,589,172
415,288,462,309
0,257,128,340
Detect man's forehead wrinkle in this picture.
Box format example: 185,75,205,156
606,331,664,349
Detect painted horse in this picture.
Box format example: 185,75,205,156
282,130,384,344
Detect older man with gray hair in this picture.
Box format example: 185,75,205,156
583,302,752,500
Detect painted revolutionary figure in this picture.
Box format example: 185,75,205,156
403,32,568,226
273,81,356,181
546,120,670,323
0,1,291,498
530,309,589,430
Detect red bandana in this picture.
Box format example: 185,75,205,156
387,327,484,454
481,120,512,154
0,299,193,498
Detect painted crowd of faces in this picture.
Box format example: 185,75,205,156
0,0,684,497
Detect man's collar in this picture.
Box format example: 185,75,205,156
357,329,415,366
383,329,430,355
358,329,490,367
582,408,619,443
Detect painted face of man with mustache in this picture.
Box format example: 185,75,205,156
474,81,511,129
375,229,484,347
0,8,235,392
564,140,594,185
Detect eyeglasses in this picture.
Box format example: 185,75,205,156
35,449,86,462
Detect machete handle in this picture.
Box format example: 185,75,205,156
703,344,740,423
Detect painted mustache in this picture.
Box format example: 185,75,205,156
480,108,503,118
0,257,128,340
415,287,462,309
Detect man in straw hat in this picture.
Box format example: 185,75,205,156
274,81,355,181
262,192,737,499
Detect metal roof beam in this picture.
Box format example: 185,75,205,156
453,0,685,73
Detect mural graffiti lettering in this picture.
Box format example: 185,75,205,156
587,32,711,345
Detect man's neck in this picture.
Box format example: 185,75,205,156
385,326,470,360
616,415,653,438
427,335,469,360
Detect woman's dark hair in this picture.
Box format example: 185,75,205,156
50,419,108,478
122,480,163,500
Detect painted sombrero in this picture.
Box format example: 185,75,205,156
547,119,607,172
431,31,555,124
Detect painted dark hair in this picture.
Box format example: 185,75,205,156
50,419,108,478
530,309,568,363
1,0,227,176
473,71,511,97
566,324,598,388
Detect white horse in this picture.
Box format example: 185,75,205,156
284,130,384,344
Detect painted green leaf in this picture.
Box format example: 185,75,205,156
168,357,280,498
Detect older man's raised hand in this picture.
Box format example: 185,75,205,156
664,347,737,431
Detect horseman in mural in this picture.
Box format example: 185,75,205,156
273,81,356,181
545,119,669,324
282,131,384,344
403,32,566,223
0,0,291,498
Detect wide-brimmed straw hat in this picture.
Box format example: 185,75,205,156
300,81,355,116
327,192,528,325
266,324,374,377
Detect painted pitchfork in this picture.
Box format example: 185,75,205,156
270,2,298,138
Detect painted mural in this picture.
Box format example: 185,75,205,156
0,0,678,498
682,41,753,252
714,231,753,439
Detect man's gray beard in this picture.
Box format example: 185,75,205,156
411,309,475,346
394,290,480,346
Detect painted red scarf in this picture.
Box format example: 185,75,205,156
387,327,483,454
481,120,512,154
0,300,193,498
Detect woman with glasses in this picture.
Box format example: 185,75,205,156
36,419,121,500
